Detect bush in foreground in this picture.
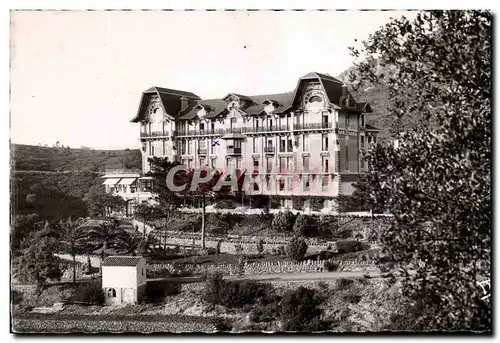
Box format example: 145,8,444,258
70,280,104,305
271,210,296,233
279,286,327,331
285,237,308,261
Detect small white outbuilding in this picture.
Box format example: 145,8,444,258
102,256,147,305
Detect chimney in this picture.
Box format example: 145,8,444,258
341,84,349,107
180,97,189,112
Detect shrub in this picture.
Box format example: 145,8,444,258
256,239,264,256
204,272,272,308
319,250,336,260
280,287,326,331
343,293,362,304
214,200,236,209
324,260,339,272
293,214,315,236
286,237,308,261
336,240,368,254
271,210,295,233
336,229,353,239
336,278,354,290
250,294,282,323
71,280,104,305
11,290,23,305
142,282,181,303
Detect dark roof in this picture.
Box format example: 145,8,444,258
144,86,200,100
365,124,380,131
102,256,144,267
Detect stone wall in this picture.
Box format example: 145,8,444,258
149,259,376,277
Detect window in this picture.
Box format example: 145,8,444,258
149,143,155,156
360,136,365,148
236,158,241,169
322,134,329,151
211,122,215,131
345,113,350,127
322,176,329,190
367,136,372,145
266,157,273,172
108,288,116,297
200,122,205,132
253,158,259,170
322,114,328,127
287,138,293,152
181,140,186,155
322,157,329,173
303,156,310,172
304,176,310,191
280,137,286,152
255,118,260,129
187,141,191,154
163,141,168,155
269,119,273,129
199,157,206,167
373,137,377,144
230,117,237,129
279,180,285,191
279,157,286,171
253,138,257,153
302,135,309,151
287,157,292,169
211,158,216,169
360,114,365,127
234,139,242,151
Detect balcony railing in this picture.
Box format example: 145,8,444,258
293,122,332,131
242,125,291,134
197,148,208,155
226,148,242,155
140,131,171,138
265,146,276,154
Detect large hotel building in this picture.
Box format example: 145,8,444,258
102,72,379,213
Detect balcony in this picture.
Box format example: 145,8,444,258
176,128,225,137
140,131,171,139
293,122,332,131
197,148,208,155
264,146,276,154
226,147,242,156
242,125,291,134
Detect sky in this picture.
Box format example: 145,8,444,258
10,10,417,150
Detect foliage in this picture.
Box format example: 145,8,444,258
213,200,237,209
336,278,354,290
142,281,181,303
57,217,89,284
336,240,368,254
349,10,491,331
11,290,23,305
70,280,105,305
85,221,130,259
271,210,296,233
292,214,317,237
256,239,264,256
204,272,273,309
279,287,326,331
285,237,308,262
324,260,339,272
84,185,126,217
18,236,62,293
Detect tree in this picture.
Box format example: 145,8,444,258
271,210,296,238
84,185,126,217
293,214,316,237
86,221,129,269
146,157,184,247
114,231,144,256
18,236,62,294
349,11,491,331
285,237,308,262
58,217,88,285
279,287,326,331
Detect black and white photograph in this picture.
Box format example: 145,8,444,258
8,8,492,334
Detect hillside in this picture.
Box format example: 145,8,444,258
11,144,142,172
10,144,142,222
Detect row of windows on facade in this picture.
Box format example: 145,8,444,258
142,112,365,132
107,181,153,194
176,155,342,174
142,134,377,157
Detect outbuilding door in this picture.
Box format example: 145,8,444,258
123,288,135,304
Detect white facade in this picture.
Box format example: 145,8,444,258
102,256,147,305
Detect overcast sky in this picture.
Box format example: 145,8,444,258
10,10,416,150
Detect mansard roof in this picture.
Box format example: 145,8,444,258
132,72,372,122
130,86,201,122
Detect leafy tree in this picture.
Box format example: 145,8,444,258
292,214,316,237
58,217,88,285
18,236,62,294
271,210,296,238
114,231,144,256
350,11,491,331
285,237,308,262
84,185,126,217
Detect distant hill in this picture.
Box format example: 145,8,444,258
11,144,142,172
10,144,142,222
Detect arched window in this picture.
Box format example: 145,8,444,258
107,288,116,297
308,95,323,103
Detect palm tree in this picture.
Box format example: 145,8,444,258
58,217,88,285
87,221,129,272
114,231,143,256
